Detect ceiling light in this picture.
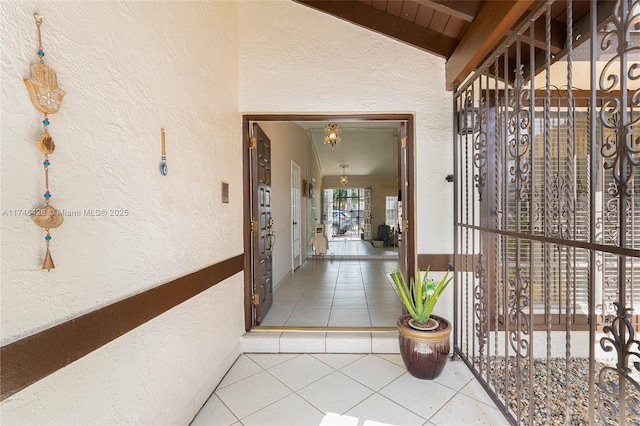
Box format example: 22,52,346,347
339,164,349,187
324,122,342,148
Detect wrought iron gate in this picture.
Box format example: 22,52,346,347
453,1,639,424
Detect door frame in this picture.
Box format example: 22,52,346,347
242,113,416,331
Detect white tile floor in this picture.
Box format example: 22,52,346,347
197,247,508,425
191,353,510,426
260,251,401,327
241,330,399,354
323,238,399,259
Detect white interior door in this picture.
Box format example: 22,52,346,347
291,161,302,270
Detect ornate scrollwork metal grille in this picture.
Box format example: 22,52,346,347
453,1,639,424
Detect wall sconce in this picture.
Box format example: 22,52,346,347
457,97,478,135
339,164,349,186
324,122,342,148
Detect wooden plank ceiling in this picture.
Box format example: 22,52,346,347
293,0,607,90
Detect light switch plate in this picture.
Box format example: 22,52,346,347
221,182,229,203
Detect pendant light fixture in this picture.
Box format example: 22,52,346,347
324,122,341,148
339,164,349,186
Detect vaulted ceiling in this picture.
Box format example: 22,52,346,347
288,1,621,182
293,0,614,90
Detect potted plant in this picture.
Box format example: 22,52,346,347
391,267,452,379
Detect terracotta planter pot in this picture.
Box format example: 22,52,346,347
397,314,451,380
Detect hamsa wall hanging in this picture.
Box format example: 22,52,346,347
24,13,65,271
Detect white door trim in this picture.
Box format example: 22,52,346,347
291,161,302,271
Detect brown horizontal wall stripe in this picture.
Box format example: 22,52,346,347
417,254,454,272
0,254,244,402
417,253,478,272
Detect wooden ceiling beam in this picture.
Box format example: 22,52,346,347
411,0,483,22
293,0,458,58
445,0,535,90
473,54,517,88
520,16,566,55
525,0,617,81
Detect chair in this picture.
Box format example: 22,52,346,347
377,224,391,246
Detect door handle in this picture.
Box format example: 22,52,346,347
293,222,297,225
266,216,275,250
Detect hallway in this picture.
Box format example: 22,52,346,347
191,353,508,425
259,248,401,327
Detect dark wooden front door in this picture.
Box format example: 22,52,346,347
251,124,273,325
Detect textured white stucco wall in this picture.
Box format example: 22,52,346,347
1,1,243,424
239,0,455,324
238,0,455,256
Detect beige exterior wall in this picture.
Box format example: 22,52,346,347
1,0,457,422
238,0,454,256
1,1,243,423
238,0,454,319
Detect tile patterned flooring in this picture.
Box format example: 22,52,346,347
322,237,400,259
260,245,402,328
191,243,508,425
191,353,509,426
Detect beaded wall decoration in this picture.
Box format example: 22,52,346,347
24,13,65,271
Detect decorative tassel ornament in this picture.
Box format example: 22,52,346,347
25,13,65,271
42,247,55,271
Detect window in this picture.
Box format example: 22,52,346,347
385,196,398,229
324,188,372,239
